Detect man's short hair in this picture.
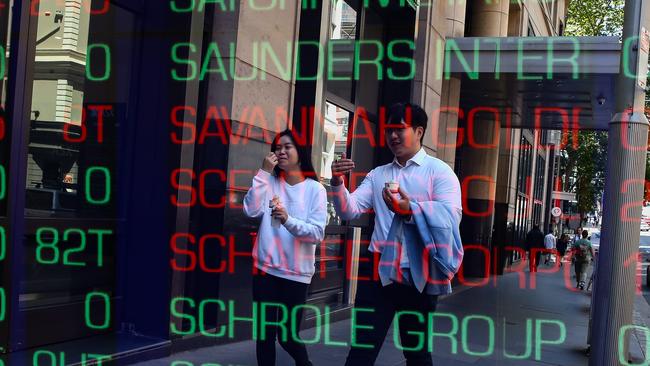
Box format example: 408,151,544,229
387,103,428,144
582,230,589,238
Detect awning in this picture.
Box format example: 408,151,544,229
445,36,622,131
552,191,577,201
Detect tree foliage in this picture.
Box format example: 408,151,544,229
561,0,623,223
565,0,625,37
560,132,607,220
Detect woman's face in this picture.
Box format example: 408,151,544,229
274,135,300,171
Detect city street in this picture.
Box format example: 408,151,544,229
134,257,639,366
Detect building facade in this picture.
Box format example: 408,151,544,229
0,0,572,363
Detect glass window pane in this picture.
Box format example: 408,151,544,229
320,101,351,226
26,1,132,218
19,1,136,349
316,235,345,271
327,0,357,102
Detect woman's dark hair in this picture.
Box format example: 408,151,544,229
271,129,318,181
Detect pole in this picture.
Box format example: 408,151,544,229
589,0,650,364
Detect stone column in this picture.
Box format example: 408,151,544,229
457,0,509,277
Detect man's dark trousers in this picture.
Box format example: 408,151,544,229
344,255,439,366
528,250,542,272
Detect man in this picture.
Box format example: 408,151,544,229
63,173,74,193
525,225,545,272
574,227,583,243
331,103,462,366
572,229,595,290
556,234,570,267
543,228,556,265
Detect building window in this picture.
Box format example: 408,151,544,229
320,101,351,226
18,1,138,350
515,133,534,246
328,0,358,102
316,0,360,227
507,3,523,36
527,22,536,37
535,155,544,202
552,0,559,29
331,0,357,40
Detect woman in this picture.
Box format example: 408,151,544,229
243,130,327,366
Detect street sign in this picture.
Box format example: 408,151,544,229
551,207,562,217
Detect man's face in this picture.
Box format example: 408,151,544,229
385,121,423,159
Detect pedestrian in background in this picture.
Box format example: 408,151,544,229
526,224,545,272
544,228,556,265
556,234,569,267
572,229,595,290
574,227,583,243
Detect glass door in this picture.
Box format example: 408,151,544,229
310,102,352,298
16,0,139,351
306,0,359,303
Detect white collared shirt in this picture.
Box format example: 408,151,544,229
332,148,462,267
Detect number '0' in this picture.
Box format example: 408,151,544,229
86,167,111,205
86,44,111,81
85,291,110,329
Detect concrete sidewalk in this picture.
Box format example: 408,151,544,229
134,261,649,366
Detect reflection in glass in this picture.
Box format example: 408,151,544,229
330,1,357,40
19,0,135,349
27,0,128,218
328,0,357,102
316,235,346,271
28,0,92,213
321,102,350,226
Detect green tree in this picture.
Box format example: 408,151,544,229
562,0,624,224
565,0,624,37
566,1,650,206
561,132,607,223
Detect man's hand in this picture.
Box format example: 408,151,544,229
272,204,289,224
382,186,412,218
330,152,355,186
262,152,278,173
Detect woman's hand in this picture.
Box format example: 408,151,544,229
272,204,289,224
262,152,278,173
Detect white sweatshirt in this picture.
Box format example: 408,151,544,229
243,169,327,283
